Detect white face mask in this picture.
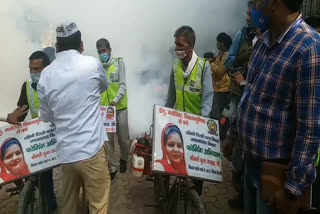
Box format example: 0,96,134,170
30,72,41,84
175,50,187,59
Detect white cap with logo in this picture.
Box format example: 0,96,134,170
56,21,79,38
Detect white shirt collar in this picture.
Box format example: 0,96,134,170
56,49,80,57
183,51,198,78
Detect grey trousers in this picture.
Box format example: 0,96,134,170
105,108,130,173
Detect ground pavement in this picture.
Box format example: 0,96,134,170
0,146,242,214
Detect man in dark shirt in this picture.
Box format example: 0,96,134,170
17,49,57,211
17,47,56,117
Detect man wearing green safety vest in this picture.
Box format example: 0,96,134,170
16,50,57,211
165,26,214,196
96,38,130,179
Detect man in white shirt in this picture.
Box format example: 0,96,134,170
37,21,111,214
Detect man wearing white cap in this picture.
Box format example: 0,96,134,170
37,21,111,214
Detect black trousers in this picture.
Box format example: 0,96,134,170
192,179,204,196
41,169,57,209
312,166,320,209
210,92,230,120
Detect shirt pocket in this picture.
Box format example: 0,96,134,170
249,55,295,106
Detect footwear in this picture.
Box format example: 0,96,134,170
110,171,117,181
228,193,244,210
120,159,127,173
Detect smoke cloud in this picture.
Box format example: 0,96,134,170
0,0,246,137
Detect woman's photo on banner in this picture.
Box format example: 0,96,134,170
0,138,30,182
106,106,115,121
155,123,187,175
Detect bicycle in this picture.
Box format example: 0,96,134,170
17,173,49,214
153,173,206,214
133,125,206,214
1,172,50,214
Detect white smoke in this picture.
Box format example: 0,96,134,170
0,0,246,137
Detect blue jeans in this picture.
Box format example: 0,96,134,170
244,158,275,214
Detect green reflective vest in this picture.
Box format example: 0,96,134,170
101,58,128,110
26,80,39,118
316,148,320,167
173,57,206,115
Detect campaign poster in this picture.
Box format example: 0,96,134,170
101,106,117,133
0,118,59,185
152,105,222,182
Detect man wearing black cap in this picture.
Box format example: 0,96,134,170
37,21,110,214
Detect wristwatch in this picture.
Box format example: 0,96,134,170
240,80,246,87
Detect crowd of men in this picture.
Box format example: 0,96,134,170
1,0,320,213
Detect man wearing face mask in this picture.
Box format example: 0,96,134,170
165,26,214,195
233,0,320,213
16,50,57,211
17,51,51,118
96,38,129,179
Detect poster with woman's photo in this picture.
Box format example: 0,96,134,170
152,105,222,182
101,106,116,133
0,119,59,185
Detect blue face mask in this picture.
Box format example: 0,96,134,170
251,0,271,32
99,53,110,63
30,72,41,84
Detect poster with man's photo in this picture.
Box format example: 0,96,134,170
152,105,222,182
0,119,59,185
101,106,117,133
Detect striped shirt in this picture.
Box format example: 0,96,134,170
237,15,320,196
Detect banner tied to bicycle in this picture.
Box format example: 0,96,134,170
0,106,116,185
152,105,222,182
0,119,59,185
101,106,117,133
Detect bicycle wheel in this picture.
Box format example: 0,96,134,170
17,175,49,214
165,184,206,214
154,173,169,209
